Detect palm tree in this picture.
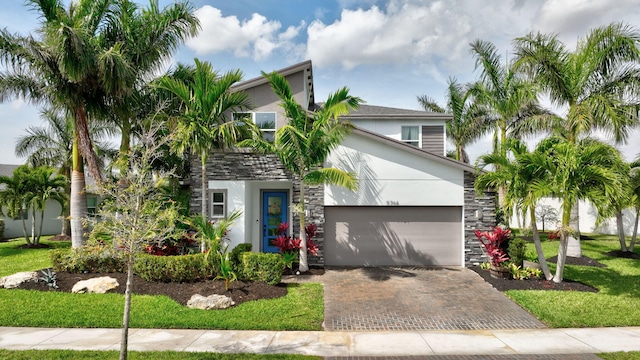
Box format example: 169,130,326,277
475,138,553,280
25,166,67,245
0,0,198,249
15,108,115,236
630,157,640,252
241,71,362,272
155,59,254,239
417,78,492,163
0,166,32,244
513,22,640,257
534,137,625,282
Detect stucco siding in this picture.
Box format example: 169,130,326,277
2,200,62,239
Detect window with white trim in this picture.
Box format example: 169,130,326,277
210,190,227,219
233,112,276,142
401,126,420,147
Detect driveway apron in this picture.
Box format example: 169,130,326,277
287,267,546,331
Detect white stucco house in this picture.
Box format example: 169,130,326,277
189,60,496,267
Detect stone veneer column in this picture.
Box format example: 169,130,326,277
464,171,496,266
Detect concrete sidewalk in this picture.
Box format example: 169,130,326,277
2,326,640,357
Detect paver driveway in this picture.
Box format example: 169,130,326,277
286,267,546,331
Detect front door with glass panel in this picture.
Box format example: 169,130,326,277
262,191,288,253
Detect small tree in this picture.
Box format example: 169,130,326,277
89,131,181,360
535,205,559,232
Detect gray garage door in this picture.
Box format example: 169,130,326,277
324,206,462,266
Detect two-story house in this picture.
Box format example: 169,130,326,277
189,60,495,268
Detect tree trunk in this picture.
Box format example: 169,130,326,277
61,182,71,236
200,155,207,253
21,213,31,245
120,255,134,360
566,202,582,257
30,207,37,245
37,205,45,245
530,207,552,280
70,138,87,248
298,180,308,273
616,211,628,252
630,206,639,252
75,107,102,185
553,206,572,283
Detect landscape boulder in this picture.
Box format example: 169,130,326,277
0,271,38,288
187,294,235,310
72,276,119,294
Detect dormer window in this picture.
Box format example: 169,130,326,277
234,112,276,142
401,126,419,147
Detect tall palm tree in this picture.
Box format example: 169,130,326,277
155,59,254,236
513,22,640,256
630,157,640,252
534,137,625,282
241,71,362,272
0,0,198,249
417,77,493,163
475,138,553,280
16,108,115,236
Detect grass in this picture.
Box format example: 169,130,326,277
599,352,640,360
0,350,319,359
506,233,640,328
0,237,324,331
0,237,70,276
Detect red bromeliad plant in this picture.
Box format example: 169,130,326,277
274,222,319,271
474,226,511,267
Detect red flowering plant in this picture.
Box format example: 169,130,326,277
474,226,511,267
273,222,319,272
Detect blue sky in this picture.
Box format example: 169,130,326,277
2,0,640,165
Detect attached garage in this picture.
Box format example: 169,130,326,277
324,206,463,266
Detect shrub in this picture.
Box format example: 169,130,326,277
508,237,527,267
134,253,211,283
144,231,197,256
241,252,284,285
50,246,126,273
474,226,511,267
230,243,252,276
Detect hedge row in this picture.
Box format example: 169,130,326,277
49,243,283,284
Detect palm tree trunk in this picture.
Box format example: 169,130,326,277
31,207,36,246
616,211,628,252
631,206,639,252
566,202,582,257
70,138,87,248
61,182,71,236
298,180,309,273
37,206,45,245
530,207,552,280
21,212,31,245
553,206,572,283
120,255,134,360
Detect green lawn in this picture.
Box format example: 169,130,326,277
600,352,640,360
0,237,324,331
0,237,70,276
506,233,640,328
0,350,319,359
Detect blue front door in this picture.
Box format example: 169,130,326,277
262,191,288,253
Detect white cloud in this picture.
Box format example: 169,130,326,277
10,98,24,110
186,6,305,61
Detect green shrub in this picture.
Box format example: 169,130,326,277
508,237,527,267
241,252,284,285
134,253,210,283
230,243,252,277
0,219,4,240
50,246,126,273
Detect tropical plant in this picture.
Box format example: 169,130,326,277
474,226,511,267
417,77,493,163
0,166,32,243
272,222,319,272
475,138,554,279
630,157,640,252
240,71,362,272
533,137,626,282
0,0,198,254
513,22,640,257
156,59,253,223
16,108,115,236
215,244,237,291
187,209,242,257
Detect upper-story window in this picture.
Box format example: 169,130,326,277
401,126,420,147
234,112,276,142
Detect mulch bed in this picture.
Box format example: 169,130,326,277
546,255,607,267
604,250,640,260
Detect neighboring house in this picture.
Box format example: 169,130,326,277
190,60,496,267
0,164,62,239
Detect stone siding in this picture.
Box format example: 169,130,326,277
464,171,496,266
190,149,325,267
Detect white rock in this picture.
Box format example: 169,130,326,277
187,294,235,310
0,271,38,288
72,276,119,294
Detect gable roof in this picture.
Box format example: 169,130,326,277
350,126,476,173
342,104,452,121
231,60,315,109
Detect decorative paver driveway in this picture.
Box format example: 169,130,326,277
286,267,546,331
